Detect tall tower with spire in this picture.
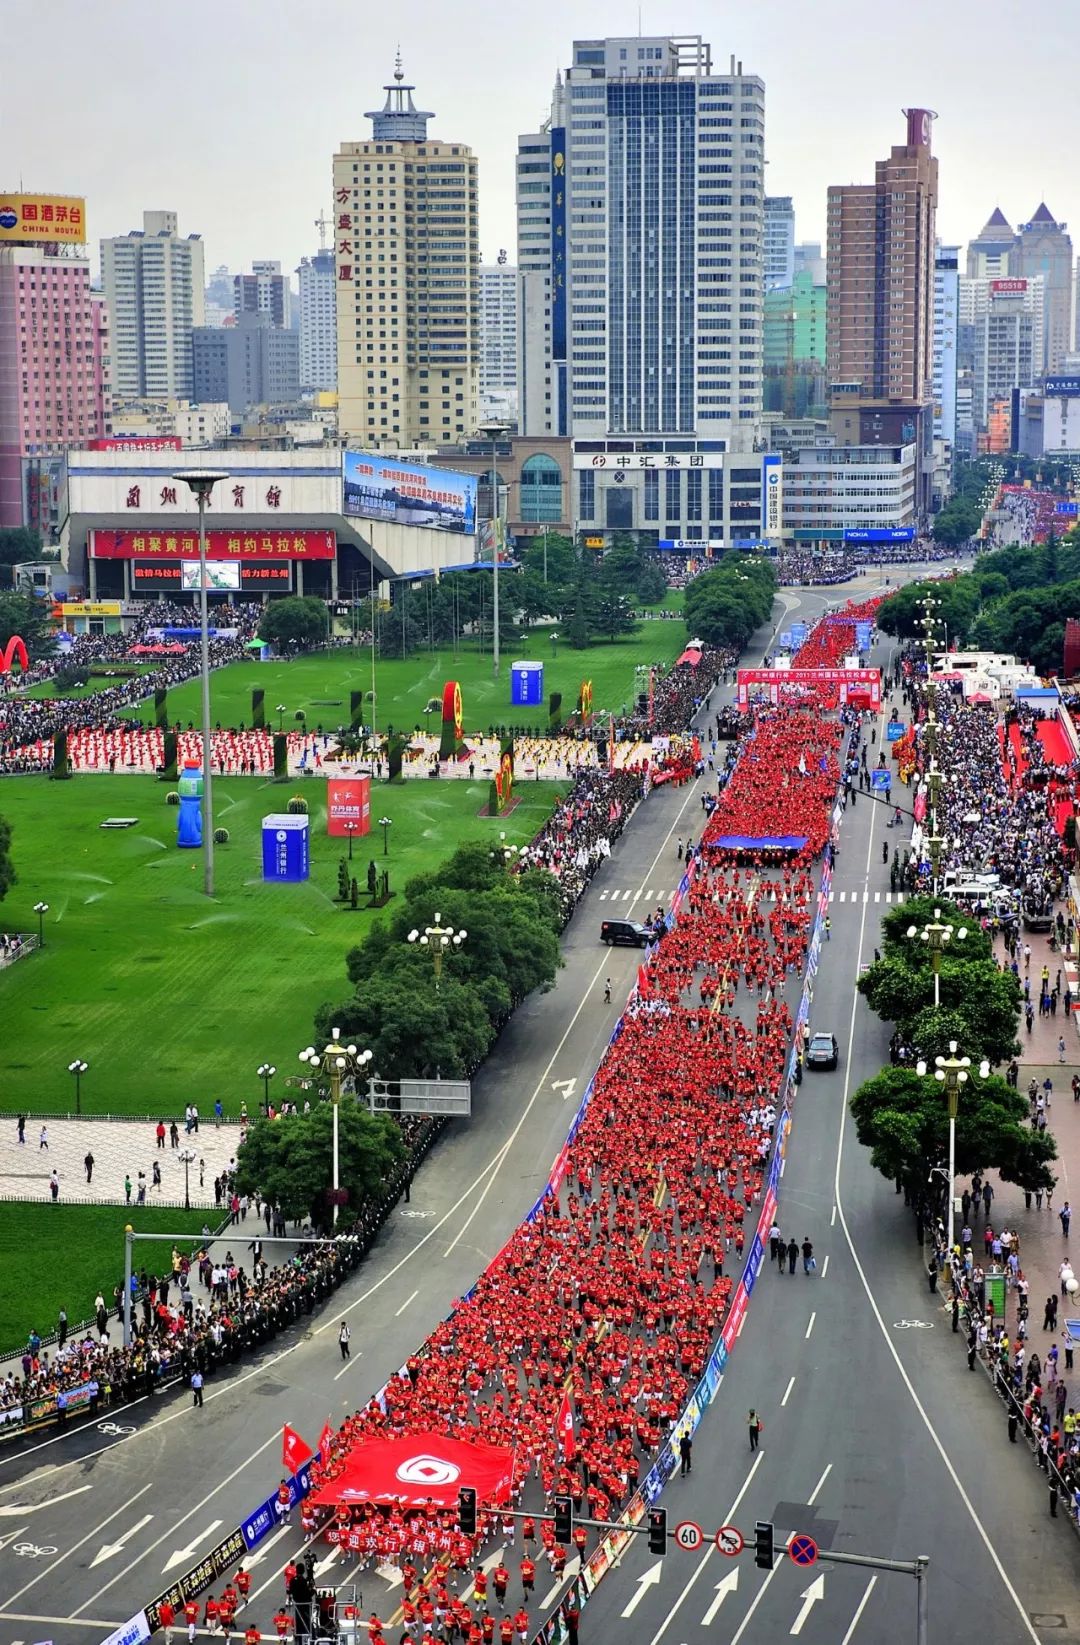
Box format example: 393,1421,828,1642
966,208,1014,280
1013,204,1074,374
333,58,479,449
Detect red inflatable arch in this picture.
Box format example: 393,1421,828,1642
0,636,29,675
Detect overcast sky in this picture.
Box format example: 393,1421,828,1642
6,0,1074,280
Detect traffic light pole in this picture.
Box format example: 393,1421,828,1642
812,1549,929,1645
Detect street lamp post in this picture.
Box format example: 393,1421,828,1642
33,901,49,948
178,1146,197,1212
256,1062,276,1114
343,821,359,860
477,420,511,677
491,831,521,869
68,1058,88,1117
379,816,392,855
276,703,287,733
407,912,467,989
907,908,968,1008
550,631,559,659
172,468,229,897
299,1030,373,1227
917,1040,990,1254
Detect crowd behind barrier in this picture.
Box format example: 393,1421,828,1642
989,484,1067,549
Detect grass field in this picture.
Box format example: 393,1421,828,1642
0,773,564,1119
0,1203,213,1353
114,624,687,735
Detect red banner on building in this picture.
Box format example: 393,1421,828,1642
87,436,183,451
327,777,371,837
90,528,336,560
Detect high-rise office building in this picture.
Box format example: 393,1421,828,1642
297,249,337,393
100,210,204,399
971,280,1043,426
763,271,826,418
1012,204,1073,374
0,244,112,528
478,262,518,422
827,110,938,513
333,60,479,449
793,241,826,284
234,260,292,329
932,244,959,452
764,196,795,290
966,208,1013,280
191,311,300,416
517,36,765,450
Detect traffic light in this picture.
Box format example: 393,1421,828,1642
553,1494,573,1543
754,1520,774,1570
459,1487,477,1536
648,1507,668,1555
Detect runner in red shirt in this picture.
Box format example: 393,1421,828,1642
492,1561,509,1605
519,1555,535,1599
472,1566,489,1606
158,1599,176,1645
272,1610,291,1640
204,1594,220,1633
183,1598,200,1642
244,1627,260,1645
513,1608,530,1643
235,1566,252,1607
499,1618,514,1645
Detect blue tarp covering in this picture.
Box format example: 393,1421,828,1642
1014,687,1058,699
709,834,808,851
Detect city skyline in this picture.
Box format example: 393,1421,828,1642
6,0,1077,283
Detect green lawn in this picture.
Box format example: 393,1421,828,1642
0,1203,213,1354
0,773,563,1119
25,663,160,701
115,625,687,735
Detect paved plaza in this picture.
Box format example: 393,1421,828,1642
0,1114,244,1208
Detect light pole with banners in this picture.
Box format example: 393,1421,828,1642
476,420,511,677
171,467,229,896
299,1030,373,1226
917,1039,989,1254
178,1146,197,1212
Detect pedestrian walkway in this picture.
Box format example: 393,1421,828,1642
0,1116,243,1207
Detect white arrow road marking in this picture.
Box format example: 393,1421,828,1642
244,1525,290,1571
314,1545,341,1578
376,1559,403,1586
551,1079,578,1101
0,1485,94,1518
790,1572,826,1635
701,1567,739,1625
162,1518,222,1573
540,1554,581,1610
621,1560,663,1618
90,1513,154,1569
0,1525,28,1549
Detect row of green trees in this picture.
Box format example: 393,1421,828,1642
875,522,1080,676
316,840,564,1079
850,896,1056,1195
683,556,777,650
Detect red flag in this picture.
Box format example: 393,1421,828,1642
637,963,652,998
282,1422,314,1475
318,1419,334,1464
556,1388,575,1462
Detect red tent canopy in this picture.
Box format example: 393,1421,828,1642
675,646,703,667
309,1433,515,1508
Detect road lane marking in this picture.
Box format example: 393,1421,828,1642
790,1571,826,1634
333,1348,364,1381
394,1289,419,1317
89,1512,154,1569
643,1451,764,1644
781,1376,795,1407
808,1463,831,1505
162,1518,222,1573
839,1574,878,1644
0,1482,154,1613
832,717,1042,1645
821,1254,830,1278
805,1311,816,1340
729,1533,796,1645
830,1203,837,1226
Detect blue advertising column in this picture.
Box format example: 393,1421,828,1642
511,661,544,707
261,814,310,883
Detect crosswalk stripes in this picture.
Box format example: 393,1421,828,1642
832,889,907,905
597,888,659,903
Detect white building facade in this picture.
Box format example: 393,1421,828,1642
297,249,337,392
782,442,918,537
516,35,765,464
932,245,959,453
478,263,518,422
100,210,205,400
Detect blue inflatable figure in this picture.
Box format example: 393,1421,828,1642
177,760,203,848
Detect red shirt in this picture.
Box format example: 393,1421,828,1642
274,1614,291,1638
236,1570,251,1595
158,1603,175,1628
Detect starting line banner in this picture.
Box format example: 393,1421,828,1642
736,667,882,709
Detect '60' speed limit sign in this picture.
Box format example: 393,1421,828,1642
674,1520,704,1552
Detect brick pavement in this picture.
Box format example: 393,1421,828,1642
0,1115,243,1208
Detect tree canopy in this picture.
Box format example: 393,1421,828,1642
683,558,776,650
0,815,14,904
850,1066,1056,1195
0,591,56,663
258,596,330,651
233,1102,405,1227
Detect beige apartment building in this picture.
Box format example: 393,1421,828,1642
333,62,480,450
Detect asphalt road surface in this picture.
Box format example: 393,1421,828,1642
6,567,1052,1645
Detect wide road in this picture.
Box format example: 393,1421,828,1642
0,568,954,1643
577,630,1080,1645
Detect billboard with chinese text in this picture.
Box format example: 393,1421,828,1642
0,193,85,243
130,563,293,592
327,777,371,838
90,528,334,560
342,451,477,535
181,561,242,592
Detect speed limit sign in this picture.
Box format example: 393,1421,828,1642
674,1520,704,1552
